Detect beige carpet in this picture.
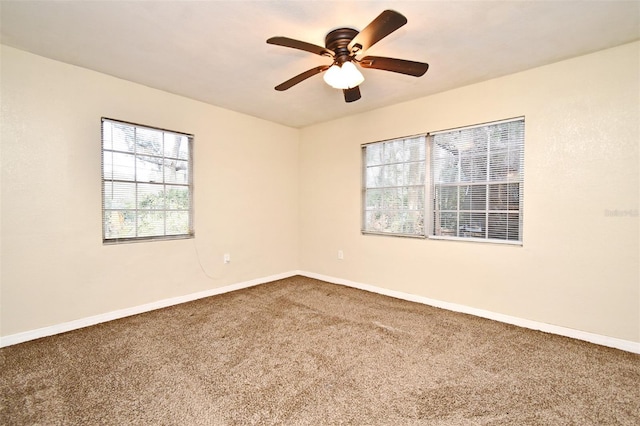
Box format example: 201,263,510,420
1,276,639,425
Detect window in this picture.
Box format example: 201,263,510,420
101,118,193,243
431,118,524,243
362,135,426,236
362,118,524,244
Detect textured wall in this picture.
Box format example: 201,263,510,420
299,42,639,342
1,46,300,336
2,42,638,344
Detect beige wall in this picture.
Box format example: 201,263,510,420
1,46,299,336
2,42,638,344
299,42,639,342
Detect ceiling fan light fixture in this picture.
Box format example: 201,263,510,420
323,61,364,89
268,10,428,103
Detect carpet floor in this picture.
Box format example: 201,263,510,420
1,275,639,425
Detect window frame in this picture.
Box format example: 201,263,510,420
101,117,194,244
361,134,427,238
430,117,525,245
361,117,525,245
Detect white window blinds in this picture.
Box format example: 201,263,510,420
101,118,194,243
362,135,426,236
431,118,525,243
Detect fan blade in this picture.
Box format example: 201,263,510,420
343,86,361,103
348,10,407,53
267,37,334,57
274,65,330,91
360,56,429,77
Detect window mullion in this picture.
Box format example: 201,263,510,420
134,126,139,238
425,136,431,238
485,133,490,239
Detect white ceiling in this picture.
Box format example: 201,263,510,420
1,1,638,128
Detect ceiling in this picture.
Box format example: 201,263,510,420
1,1,639,128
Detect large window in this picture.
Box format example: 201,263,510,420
362,118,524,244
101,118,194,243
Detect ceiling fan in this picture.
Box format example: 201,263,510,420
267,10,429,103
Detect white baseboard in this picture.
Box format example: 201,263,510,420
3,270,638,354
0,271,298,348
299,271,640,354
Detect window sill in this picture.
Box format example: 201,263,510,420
428,235,522,246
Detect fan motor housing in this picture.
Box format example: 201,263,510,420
325,28,358,64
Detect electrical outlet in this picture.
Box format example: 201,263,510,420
224,253,231,264
337,250,344,260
